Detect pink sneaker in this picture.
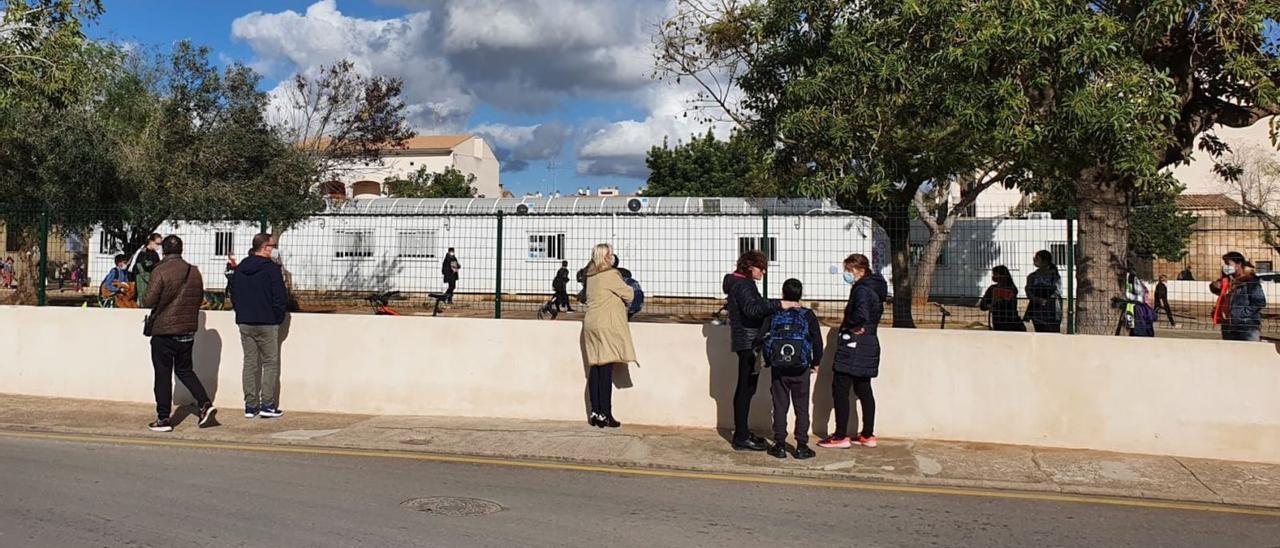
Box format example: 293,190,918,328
817,436,853,449
856,435,877,448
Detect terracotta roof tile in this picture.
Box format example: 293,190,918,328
1176,193,1240,210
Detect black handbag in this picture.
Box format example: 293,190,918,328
143,264,192,337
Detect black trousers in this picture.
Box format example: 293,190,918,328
832,372,875,439
151,336,211,420
770,373,810,445
444,279,456,303
588,364,614,416
1032,321,1061,333
554,289,572,310
1154,297,1175,326
733,350,760,442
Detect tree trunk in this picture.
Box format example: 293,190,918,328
1074,166,1130,335
910,221,954,307
883,204,916,328
6,229,39,306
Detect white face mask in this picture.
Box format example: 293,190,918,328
842,271,857,285
1222,265,1236,276
270,248,281,263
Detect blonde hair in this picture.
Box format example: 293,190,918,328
586,243,614,276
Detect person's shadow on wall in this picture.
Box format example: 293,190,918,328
276,311,292,406
172,311,223,425
810,328,849,438
703,324,773,444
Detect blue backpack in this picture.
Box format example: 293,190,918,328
624,276,644,318
763,308,813,372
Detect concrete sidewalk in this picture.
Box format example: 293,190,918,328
1,393,1276,510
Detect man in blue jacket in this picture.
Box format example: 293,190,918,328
233,233,288,419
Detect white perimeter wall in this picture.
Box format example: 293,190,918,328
1,306,1276,464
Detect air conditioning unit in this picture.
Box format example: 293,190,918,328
1025,212,1052,220
516,203,531,215
626,198,647,213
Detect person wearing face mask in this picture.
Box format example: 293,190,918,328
980,265,1026,332
232,233,289,419
819,253,887,449
722,250,785,451
132,233,163,304
1211,251,1267,342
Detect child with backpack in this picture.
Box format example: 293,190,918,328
617,268,644,319
754,279,824,459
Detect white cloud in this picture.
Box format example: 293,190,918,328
232,0,732,181
576,83,732,177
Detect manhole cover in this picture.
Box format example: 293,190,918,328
400,497,504,516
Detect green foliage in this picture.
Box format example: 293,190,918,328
0,0,105,109
385,167,477,199
643,130,777,197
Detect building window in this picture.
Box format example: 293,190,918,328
738,236,778,262
1257,260,1274,273
397,230,437,259
214,232,234,257
334,230,374,259
702,198,721,213
909,243,946,266
1048,242,1081,266
4,228,20,252
528,233,566,260
99,230,124,255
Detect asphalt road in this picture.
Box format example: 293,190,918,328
0,435,1276,548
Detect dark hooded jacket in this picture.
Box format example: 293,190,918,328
833,273,888,377
722,272,780,352
232,255,287,325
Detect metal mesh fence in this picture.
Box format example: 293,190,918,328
2,202,1274,338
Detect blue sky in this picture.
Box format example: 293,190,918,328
86,0,713,196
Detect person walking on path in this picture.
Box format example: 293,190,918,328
233,234,288,419
581,243,635,429
980,265,1026,332
441,247,460,304
142,235,216,432
1154,275,1176,327
132,233,162,304
722,250,784,451
819,253,886,450
1024,250,1062,333
754,278,823,460
554,260,574,313
1211,251,1267,342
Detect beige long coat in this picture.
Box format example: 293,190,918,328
582,268,636,366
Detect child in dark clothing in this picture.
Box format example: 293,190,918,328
754,278,824,459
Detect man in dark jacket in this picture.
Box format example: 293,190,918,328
722,250,783,451
142,235,216,432
442,248,460,304
233,234,288,419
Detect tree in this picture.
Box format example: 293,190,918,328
0,0,104,108
1218,145,1280,245
385,167,477,199
657,0,1036,326
661,0,1280,334
643,130,777,197
98,42,320,255
275,59,415,186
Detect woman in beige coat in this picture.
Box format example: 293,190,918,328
582,243,635,428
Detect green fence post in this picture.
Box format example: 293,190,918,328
494,210,504,319
259,209,269,234
1066,215,1076,335
761,209,769,299
37,209,49,307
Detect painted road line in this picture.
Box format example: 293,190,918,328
2,429,1277,518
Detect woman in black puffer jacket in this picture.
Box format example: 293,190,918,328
722,250,782,451
819,253,887,450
